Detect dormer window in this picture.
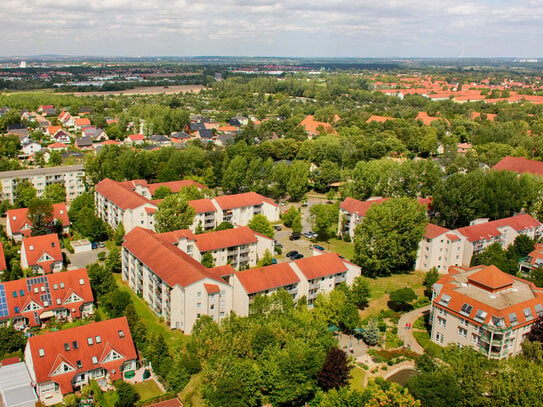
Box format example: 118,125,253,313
95,336,101,344
87,337,94,346
29,245,34,251
79,279,85,285
38,348,45,357
118,330,125,338
64,343,70,351
60,283,65,289
92,356,98,364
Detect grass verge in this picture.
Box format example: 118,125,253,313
133,380,164,400
349,366,366,391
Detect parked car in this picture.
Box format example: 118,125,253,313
91,242,98,250
289,232,301,241
271,258,277,264
286,250,299,258
274,241,283,248
292,253,304,260
314,245,325,251
274,225,282,231
98,241,105,248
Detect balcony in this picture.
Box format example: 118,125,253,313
309,282,320,290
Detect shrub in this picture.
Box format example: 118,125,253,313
97,251,106,261
377,321,387,333
65,239,74,253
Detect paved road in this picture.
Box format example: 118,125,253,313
65,247,109,270
397,305,431,354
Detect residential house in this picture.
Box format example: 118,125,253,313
456,142,473,155
46,126,62,137
51,130,71,144
0,361,38,407
430,264,543,359
0,268,94,330
148,135,171,146
416,224,466,272
25,317,137,404
21,139,42,156
170,131,190,143
519,243,543,274
493,156,543,177
75,136,93,150
0,165,85,204
6,124,29,138
82,127,108,142
416,111,450,126
47,143,68,152
6,203,70,241
58,111,74,127
124,134,145,145
73,118,91,131
121,179,206,200
37,105,53,114
299,115,338,137
232,252,361,315
122,227,233,333
20,234,63,274
212,192,280,227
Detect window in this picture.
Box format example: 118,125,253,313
438,307,447,316
509,312,518,326
460,303,473,316
19,290,24,296
77,360,82,368
39,348,45,357
523,307,534,320
64,343,70,351
437,317,447,327
79,279,85,285
438,294,451,307
472,334,480,344
118,330,125,338
435,332,444,344
72,341,78,349
12,291,17,298
56,298,61,305
459,318,468,327
60,283,65,289
474,309,487,323
14,306,19,313
96,336,102,344
197,292,201,298
92,356,98,364
53,284,58,290
458,327,468,338
197,303,201,309
87,337,94,346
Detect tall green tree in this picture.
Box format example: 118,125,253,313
155,193,196,233
44,183,66,203
309,203,339,241
248,214,274,239
14,180,37,208
354,197,428,276
287,160,310,201
28,198,54,236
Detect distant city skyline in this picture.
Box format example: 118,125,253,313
2,0,542,58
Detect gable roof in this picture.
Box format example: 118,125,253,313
146,180,207,195
21,234,62,273
294,253,349,280
457,214,541,242
122,227,226,288
366,115,396,123
424,223,451,239
235,262,300,295
74,118,91,126
214,192,277,210
1,268,94,326
299,115,337,135
189,198,217,213
26,317,136,394
493,156,543,177
0,242,6,272
467,265,514,292
339,197,389,216
195,226,258,252
7,203,70,238
95,178,154,211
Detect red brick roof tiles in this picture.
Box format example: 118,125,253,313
0,242,6,272
7,204,70,238
26,317,136,394
195,226,257,252
424,223,451,239
457,214,541,242
214,192,277,210
147,180,207,195
467,265,514,292
95,178,154,210
21,234,62,273
294,253,348,280
493,156,543,177
339,197,389,216
189,198,217,213
122,227,225,288
235,263,300,295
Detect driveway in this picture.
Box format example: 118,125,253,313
397,305,431,354
65,247,108,270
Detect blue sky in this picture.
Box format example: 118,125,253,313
1,0,541,57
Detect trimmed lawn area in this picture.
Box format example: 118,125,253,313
360,272,426,318
349,366,366,391
102,390,118,407
113,274,188,348
133,380,164,400
326,238,355,260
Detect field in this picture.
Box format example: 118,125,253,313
360,272,426,318
63,84,205,96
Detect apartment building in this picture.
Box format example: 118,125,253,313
0,165,85,204
95,178,279,233
430,265,543,359
0,269,94,330
122,227,233,333
25,317,137,405
519,243,543,274
339,196,432,239
232,252,361,316
416,214,543,272
20,234,63,274
6,203,70,242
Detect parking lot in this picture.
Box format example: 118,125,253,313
65,246,109,270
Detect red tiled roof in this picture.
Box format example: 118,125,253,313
204,283,220,294
424,223,451,239
416,111,450,126
1,268,94,326
7,203,70,237
48,142,68,149
128,134,145,140
366,115,395,123
467,265,513,292
235,263,300,295
214,192,277,210
294,253,348,280
189,199,217,213
0,242,6,272
493,156,543,177
299,115,337,135
148,398,183,407
446,233,461,241
21,234,62,273
95,178,154,210
418,196,433,210
195,226,257,252
26,317,137,394
147,180,207,195
206,264,235,279
1,357,21,366
457,214,541,242
156,229,195,245
74,118,91,126
339,197,389,216
101,140,120,145
122,227,225,288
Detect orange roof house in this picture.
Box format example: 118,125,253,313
6,203,70,241
20,234,63,274
416,111,450,126
74,118,91,128
299,115,338,137
366,115,396,123
493,156,543,177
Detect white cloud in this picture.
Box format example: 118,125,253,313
1,0,542,56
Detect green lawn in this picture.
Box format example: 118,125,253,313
360,272,426,318
326,238,355,260
102,390,118,407
349,366,366,391
113,275,188,348
133,380,164,400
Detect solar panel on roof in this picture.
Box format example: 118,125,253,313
0,285,9,318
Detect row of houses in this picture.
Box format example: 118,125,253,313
94,178,280,233
122,226,360,333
